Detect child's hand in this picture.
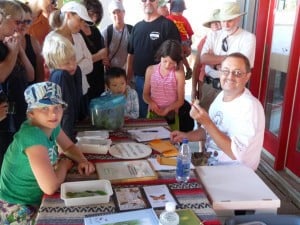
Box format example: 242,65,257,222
0,102,8,121
77,160,95,176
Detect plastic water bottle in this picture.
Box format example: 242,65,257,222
159,202,179,225
176,138,192,183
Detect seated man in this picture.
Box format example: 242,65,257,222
171,53,265,170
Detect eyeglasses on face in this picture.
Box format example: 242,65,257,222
222,37,228,52
219,69,247,77
141,0,156,3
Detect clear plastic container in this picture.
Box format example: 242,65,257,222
159,202,179,225
89,94,126,130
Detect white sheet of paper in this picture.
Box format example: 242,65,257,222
127,126,170,142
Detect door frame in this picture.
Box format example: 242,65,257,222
252,0,300,173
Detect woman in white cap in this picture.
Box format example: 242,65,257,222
0,81,95,224
48,1,94,119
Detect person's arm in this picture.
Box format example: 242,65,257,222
18,44,35,82
191,52,201,101
31,36,45,82
57,129,95,175
75,34,93,75
0,102,8,121
126,53,134,83
170,128,206,143
143,66,159,113
26,144,73,195
201,52,226,68
0,36,19,82
200,31,225,68
190,100,234,159
92,48,107,62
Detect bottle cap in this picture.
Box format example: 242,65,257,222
165,201,176,212
182,138,188,144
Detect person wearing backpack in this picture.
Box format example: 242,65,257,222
101,0,132,70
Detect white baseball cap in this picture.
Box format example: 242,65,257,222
108,0,125,14
61,1,93,23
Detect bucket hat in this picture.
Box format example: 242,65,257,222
61,1,93,23
108,0,125,14
170,0,186,12
219,2,246,21
24,82,68,111
203,9,220,28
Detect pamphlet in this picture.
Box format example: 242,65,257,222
95,160,157,183
84,208,159,225
127,126,170,142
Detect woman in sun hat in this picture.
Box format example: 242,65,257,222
0,81,95,224
48,1,94,120
191,8,221,103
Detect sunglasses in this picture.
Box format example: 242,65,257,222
15,19,32,26
222,36,228,52
219,69,247,77
141,0,156,2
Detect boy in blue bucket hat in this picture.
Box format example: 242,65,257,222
0,81,95,224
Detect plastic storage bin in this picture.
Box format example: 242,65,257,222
89,94,126,130
61,180,113,206
77,130,109,141
77,138,112,154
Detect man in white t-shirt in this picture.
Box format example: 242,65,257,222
199,2,256,111
171,53,265,170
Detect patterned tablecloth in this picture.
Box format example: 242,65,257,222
35,119,221,225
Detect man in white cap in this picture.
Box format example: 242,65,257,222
102,0,132,69
200,2,256,110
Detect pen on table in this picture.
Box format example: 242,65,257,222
141,130,158,132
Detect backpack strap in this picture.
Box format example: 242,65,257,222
126,24,133,34
106,24,114,48
107,24,133,48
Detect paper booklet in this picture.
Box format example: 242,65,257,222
95,159,157,183
84,208,159,225
127,126,171,142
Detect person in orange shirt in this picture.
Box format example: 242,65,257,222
26,0,57,46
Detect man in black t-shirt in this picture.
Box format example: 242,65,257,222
127,0,180,118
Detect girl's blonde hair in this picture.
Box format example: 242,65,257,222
0,0,24,24
42,31,75,69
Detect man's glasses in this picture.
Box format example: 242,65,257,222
141,0,156,2
222,36,228,52
219,69,247,77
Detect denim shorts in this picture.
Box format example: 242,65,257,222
0,199,37,225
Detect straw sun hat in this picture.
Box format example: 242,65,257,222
202,9,220,28
219,2,246,21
